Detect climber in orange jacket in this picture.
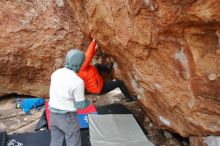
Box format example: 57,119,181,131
77,39,137,102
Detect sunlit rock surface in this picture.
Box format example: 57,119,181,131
69,0,220,136
0,0,85,97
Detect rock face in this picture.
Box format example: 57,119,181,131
0,0,85,97
0,0,220,137
69,0,220,136
190,136,220,146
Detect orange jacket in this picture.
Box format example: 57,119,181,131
78,41,104,94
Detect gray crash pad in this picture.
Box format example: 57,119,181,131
88,114,155,146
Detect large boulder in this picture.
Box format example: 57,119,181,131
0,0,85,97
69,0,220,136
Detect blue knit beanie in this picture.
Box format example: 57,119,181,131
65,49,85,72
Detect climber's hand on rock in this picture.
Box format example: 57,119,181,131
92,38,99,50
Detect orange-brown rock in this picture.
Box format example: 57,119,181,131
0,0,85,97
69,0,220,136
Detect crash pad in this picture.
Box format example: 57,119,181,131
89,114,155,146
45,102,97,129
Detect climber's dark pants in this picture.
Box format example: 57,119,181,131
100,80,133,100
94,63,132,100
